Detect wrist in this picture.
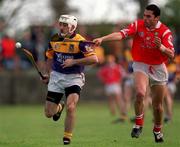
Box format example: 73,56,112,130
101,37,105,42
160,44,166,53
44,74,49,78
73,59,78,65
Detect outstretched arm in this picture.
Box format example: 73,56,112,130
93,32,123,46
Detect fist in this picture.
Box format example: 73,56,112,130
41,74,49,84
154,36,161,48
93,38,103,46
61,59,75,68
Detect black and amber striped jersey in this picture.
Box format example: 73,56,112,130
46,33,96,74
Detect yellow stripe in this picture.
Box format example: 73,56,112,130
64,132,73,139
50,34,86,53
50,41,80,53
84,52,96,57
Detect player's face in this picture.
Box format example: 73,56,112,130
59,22,70,35
143,10,159,29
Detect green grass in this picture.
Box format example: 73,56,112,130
0,101,180,147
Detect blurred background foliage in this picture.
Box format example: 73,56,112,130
0,0,179,35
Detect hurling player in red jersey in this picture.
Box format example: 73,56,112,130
97,55,127,122
94,4,175,143
41,15,98,145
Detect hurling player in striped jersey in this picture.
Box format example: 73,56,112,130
94,4,175,143
41,15,98,145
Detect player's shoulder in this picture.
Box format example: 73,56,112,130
159,22,172,36
136,19,145,27
160,22,170,31
50,33,63,41
130,19,145,30
72,33,86,41
136,19,144,23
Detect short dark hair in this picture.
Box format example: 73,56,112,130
146,4,160,17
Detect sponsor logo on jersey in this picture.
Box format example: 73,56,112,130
154,32,159,36
55,52,73,63
85,45,93,52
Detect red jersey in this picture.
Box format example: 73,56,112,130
98,63,125,85
120,19,174,65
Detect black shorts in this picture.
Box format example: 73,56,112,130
65,85,81,98
46,91,63,105
46,85,81,104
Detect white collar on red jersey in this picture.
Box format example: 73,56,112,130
155,21,161,29
146,21,161,31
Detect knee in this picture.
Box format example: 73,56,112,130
136,90,146,100
44,108,53,118
153,103,163,112
66,103,76,114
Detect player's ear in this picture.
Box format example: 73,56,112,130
155,16,160,21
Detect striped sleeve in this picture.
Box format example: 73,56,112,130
162,29,174,51
120,20,138,39
79,42,96,57
45,48,54,59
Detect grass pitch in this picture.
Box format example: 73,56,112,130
0,101,180,147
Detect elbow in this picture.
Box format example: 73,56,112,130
165,49,175,60
167,54,173,61
169,51,175,59
170,54,174,59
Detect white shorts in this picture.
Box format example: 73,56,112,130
48,71,85,93
167,82,176,95
105,83,121,96
124,75,134,87
132,62,168,87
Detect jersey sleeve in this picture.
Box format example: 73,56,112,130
45,33,62,59
79,42,96,57
162,29,174,51
120,21,138,39
45,43,54,59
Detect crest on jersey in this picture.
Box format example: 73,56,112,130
138,32,144,37
69,44,74,52
85,45,93,52
154,32,159,36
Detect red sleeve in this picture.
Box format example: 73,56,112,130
162,30,174,51
120,20,137,39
